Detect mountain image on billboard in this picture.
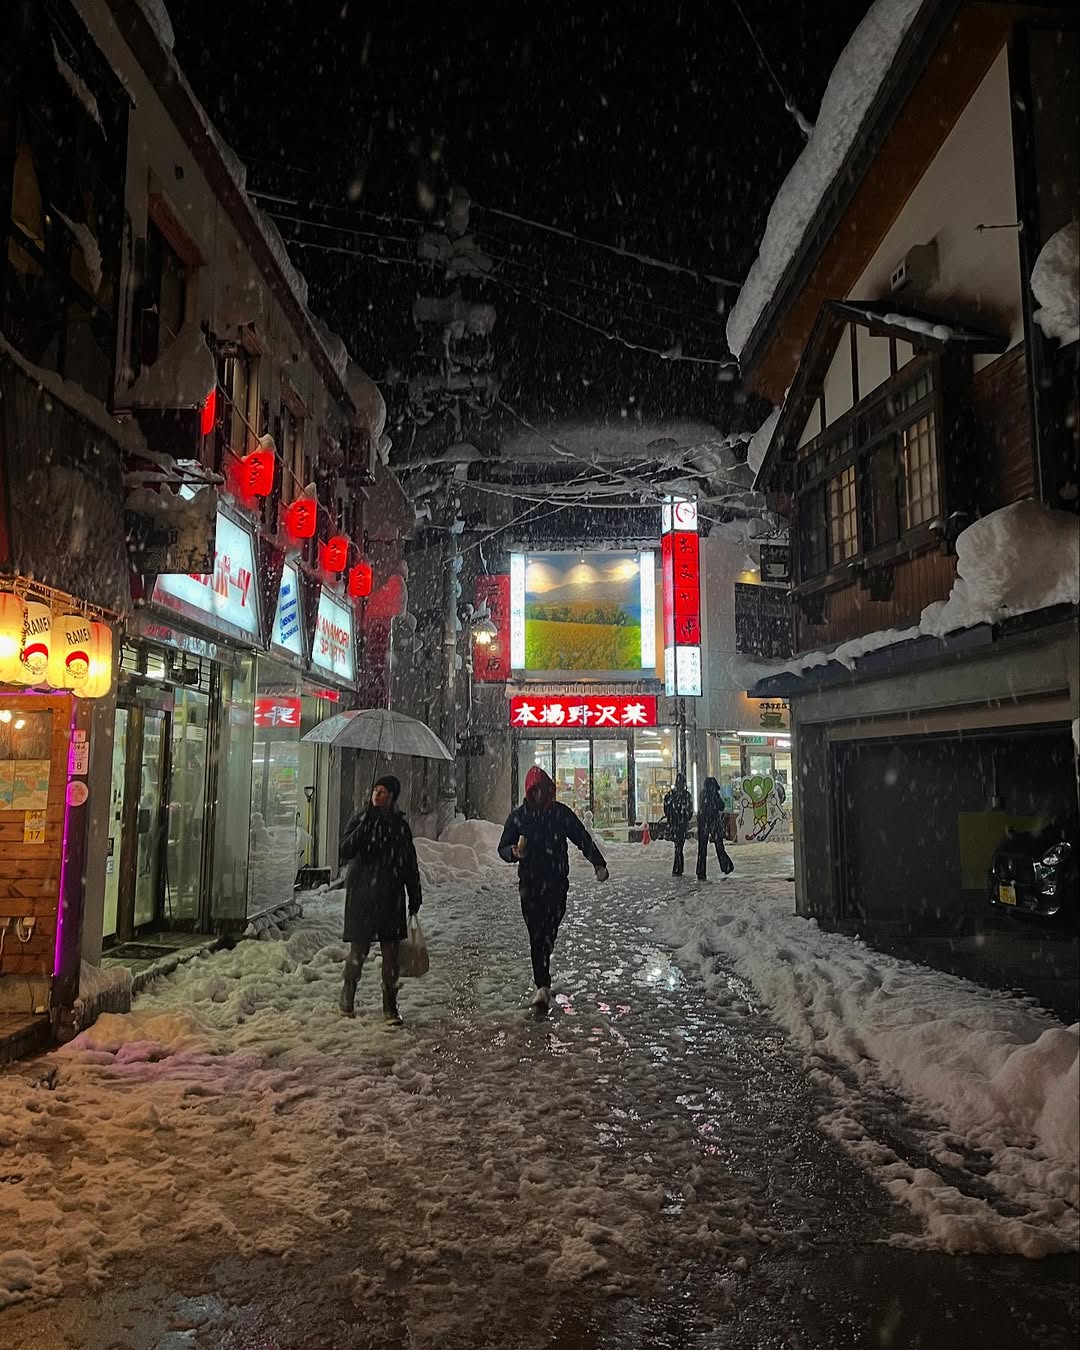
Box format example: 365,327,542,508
525,552,642,670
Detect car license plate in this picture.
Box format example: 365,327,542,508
998,883,1017,906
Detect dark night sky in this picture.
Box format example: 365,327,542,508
170,0,873,434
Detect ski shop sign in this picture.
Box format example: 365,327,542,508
254,695,302,728
312,590,355,683
271,562,304,658
509,694,657,728
152,510,260,642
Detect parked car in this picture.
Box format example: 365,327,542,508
988,820,1079,926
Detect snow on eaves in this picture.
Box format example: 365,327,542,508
726,0,929,359
0,333,146,455
52,38,104,130
53,209,103,295
135,0,175,50
127,321,215,409
746,407,780,477
741,501,1080,687
1031,219,1079,348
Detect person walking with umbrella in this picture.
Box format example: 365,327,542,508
663,772,693,876
338,774,421,1026
498,766,609,1014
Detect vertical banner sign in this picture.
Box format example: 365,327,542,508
661,497,702,696
474,574,511,683
509,553,526,670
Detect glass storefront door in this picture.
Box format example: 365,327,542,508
555,740,590,816
519,738,554,786
249,661,302,912
166,687,209,924
593,740,628,835
133,709,166,928
102,707,127,941
634,726,676,826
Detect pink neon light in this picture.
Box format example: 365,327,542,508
53,696,78,979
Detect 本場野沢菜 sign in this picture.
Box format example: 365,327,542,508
509,694,657,728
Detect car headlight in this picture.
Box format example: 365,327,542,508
1041,843,1072,867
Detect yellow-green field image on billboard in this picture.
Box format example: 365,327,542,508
525,552,642,670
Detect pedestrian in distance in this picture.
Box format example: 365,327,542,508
696,775,735,882
663,772,694,877
498,766,609,1015
338,774,422,1026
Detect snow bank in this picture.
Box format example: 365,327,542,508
654,885,1079,1257
414,821,504,886
126,320,215,408
73,962,132,1031
744,501,1079,685
726,0,928,358
438,816,504,859
1031,219,1079,348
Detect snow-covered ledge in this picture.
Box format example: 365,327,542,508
1031,219,1079,348
740,500,1080,685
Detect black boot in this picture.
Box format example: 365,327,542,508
382,983,403,1027
339,975,357,1017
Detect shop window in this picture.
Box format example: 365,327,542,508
635,727,675,824
798,487,828,578
209,657,254,927
135,218,188,373
900,409,940,528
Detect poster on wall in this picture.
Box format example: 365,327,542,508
272,562,305,657
312,590,356,683
735,583,792,659
509,551,655,677
11,759,50,810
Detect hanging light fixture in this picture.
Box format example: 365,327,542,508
284,484,318,541
47,613,96,693
320,535,350,573
348,561,373,598
16,600,51,684
83,620,113,699
0,593,25,684
200,386,217,437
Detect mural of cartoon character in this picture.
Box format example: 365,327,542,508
732,774,790,842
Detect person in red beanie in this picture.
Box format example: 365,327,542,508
498,766,609,1013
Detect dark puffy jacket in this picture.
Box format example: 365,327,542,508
663,785,693,829
498,800,606,895
697,778,725,843
340,807,422,945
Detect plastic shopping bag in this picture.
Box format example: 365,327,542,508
399,916,429,978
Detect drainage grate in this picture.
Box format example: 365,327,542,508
106,943,184,961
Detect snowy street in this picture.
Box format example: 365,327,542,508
1,831,1077,1349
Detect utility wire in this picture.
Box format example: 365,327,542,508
728,0,815,139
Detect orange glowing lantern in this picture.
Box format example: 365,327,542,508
83,621,113,699
348,562,373,598
0,593,25,684
320,535,349,573
284,495,318,541
16,601,51,684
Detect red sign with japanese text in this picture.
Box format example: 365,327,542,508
254,695,302,729
474,574,511,683
509,694,657,729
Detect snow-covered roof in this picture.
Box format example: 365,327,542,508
726,0,931,361
742,501,1079,687
1031,219,1079,348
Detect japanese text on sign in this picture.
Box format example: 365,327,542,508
254,696,302,728
509,694,657,728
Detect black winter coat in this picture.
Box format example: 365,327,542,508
340,806,422,945
498,801,606,896
697,782,725,844
663,786,693,830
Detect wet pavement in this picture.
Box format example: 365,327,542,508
2,846,1077,1349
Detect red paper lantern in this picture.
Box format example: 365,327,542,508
320,535,349,573
237,448,275,497
200,386,217,437
348,561,373,598
284,495,318,540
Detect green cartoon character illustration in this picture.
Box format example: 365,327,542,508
742,776,774,840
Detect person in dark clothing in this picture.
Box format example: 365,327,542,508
663,773,693,876
498,766,608,1013
338,774,422,1025
696,776,734,881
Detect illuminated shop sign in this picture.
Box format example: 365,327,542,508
254,695,301,728
153,511,260,642
272,562,304,657
509,694,658,728
474,574,511,683
661,496,702,697
312,590,355,683
508,550,657,678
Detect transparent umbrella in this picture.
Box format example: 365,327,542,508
300,707,453,761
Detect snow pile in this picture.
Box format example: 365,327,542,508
345,358,387,442
1031,219,1080,347
73,961,132,1031
726,0,928,358
126,320,215,408
654,883,1079,1257
53,209,103,294
438,816,504,860
746,406,780,476
920,500,1079,636
414,820,504,884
